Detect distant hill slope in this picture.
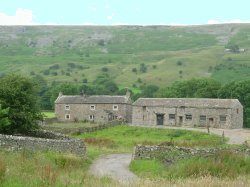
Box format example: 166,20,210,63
1,24,250,89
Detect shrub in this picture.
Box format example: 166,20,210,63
177,61,183,66
132,68,137,73
101,67,109,72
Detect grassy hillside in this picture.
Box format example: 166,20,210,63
1,24,250,89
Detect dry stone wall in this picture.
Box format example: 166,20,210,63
43,121,123,135
0,130,86,156
133,145,250,161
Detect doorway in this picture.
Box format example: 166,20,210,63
179,116,183,126
156,114,164,125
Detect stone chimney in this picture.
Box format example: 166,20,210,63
126,89,131,99
58,92,63,97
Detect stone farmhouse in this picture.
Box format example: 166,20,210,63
55,93,243,129
55,92,132,123
132,98,243,129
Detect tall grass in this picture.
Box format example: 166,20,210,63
130,150,250,180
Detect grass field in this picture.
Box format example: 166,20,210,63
76,125,226,152
0,124,249,186
1,148,249,187
130,151,250,179
1,24,250,89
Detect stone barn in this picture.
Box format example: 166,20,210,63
132,98,243,129
55,92,132,123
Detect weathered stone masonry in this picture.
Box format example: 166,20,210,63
0,130,86,156
133,145,250,161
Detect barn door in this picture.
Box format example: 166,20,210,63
156,114,164,125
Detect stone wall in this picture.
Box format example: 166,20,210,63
42,121,123,135
0,130,86,156
133,145,250,161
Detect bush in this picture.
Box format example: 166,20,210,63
101,67,109,72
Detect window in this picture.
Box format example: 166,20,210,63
113,105,118,111
200,115,206,121
65,114,70,120
89,114,94,120
169,114,176,120
220,115,227,122
65,105,70,110
185,114,192,120
142,106,146,111
90,105,95,110
237,109,239,114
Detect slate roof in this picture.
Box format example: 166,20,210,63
55,95,131,104
133,98,242,109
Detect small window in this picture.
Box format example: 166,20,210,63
65,114,70,120
185,114,192,120
237,109,239,114
169,114,176,120
142,106,146,111
220,115,227,122
90,105,95,110
89,114,94,120
65,105,70,110
113,105,118,111
200,115,206,121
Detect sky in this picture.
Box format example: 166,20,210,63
0,0,250,25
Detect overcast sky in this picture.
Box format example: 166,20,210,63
0,0,250,25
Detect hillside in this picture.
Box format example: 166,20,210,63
1,24,250,90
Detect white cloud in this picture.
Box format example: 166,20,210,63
0,8,36,25
106,13,115,20
135,7,140,11
105,5,110,9
208,19,250,24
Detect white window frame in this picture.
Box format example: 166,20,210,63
65,105,70,110
113,105,118,111
89,114,94,120
65,114,70,120
90,105,95,110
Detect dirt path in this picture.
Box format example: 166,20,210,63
89,153,138,184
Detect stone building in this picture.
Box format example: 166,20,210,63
55,92,132,123
132,98,243,129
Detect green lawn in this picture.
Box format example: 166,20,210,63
42,111,55,118
76,125,226,152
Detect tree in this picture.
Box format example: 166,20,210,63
218,80,250,128
50,83,80,109
0,74,42,134
141,85,159,97
139,63,147,73
225,43,239,53
0,105,10,133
